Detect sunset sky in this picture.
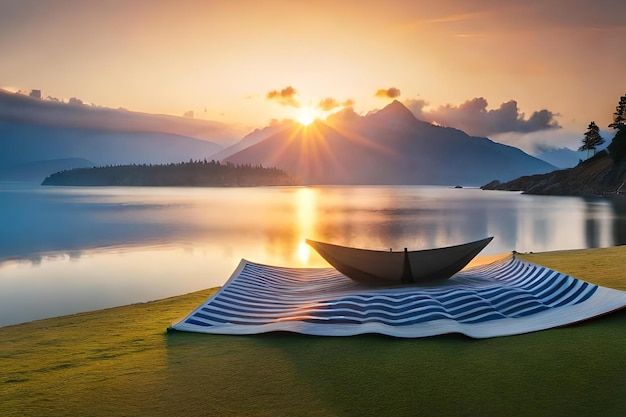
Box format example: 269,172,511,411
1,0,624,148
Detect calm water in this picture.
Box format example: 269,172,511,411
2,184,626,327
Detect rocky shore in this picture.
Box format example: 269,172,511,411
482,150,626,196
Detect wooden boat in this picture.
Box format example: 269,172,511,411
306,237,494,285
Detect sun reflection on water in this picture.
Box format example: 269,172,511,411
295,188,317,265
297,241,310,264
1,184,621,327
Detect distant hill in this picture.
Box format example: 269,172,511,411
0,89,240,145
534,145,612,169
535,147,585,169
0,120,223,172
0,90,234,177
225,101,556,186
210,123,292,161
0,157,94,183
482,150,626,196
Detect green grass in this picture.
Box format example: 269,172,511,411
2,247,626,416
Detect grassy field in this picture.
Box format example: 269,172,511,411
1,247,626,416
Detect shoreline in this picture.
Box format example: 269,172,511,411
3,247,623,330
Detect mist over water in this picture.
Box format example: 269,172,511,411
2,184,625,326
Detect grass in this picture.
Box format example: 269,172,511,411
520,246,626,291
2,247,626,416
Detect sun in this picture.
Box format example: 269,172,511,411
298,112,315,126
296,105,325,126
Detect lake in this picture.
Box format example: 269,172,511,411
2,184,626,327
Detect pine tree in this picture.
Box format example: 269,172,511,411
608,94,626,162
608,94,626,130
579,121,604,158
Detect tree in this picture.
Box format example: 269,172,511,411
608,94,626,162
578,121,605,158
608,129,626,162
608,94,626,130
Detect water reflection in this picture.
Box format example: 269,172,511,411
610,196,626,245
0,184,622,326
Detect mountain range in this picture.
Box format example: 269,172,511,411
0,89,239,144
1,91,557,185
0,90,230,181
0,120,224,182
225,101,556,186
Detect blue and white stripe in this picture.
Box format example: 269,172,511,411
170,256,626,338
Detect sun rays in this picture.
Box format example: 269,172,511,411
297,112,315,126
297,106,324,127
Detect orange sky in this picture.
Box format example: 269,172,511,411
1,0,624,144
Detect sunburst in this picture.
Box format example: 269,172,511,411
298,112,315,126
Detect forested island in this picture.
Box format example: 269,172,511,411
42,160,298,187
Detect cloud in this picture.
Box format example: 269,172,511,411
317,97,339,111
317,97,355,111
269,118,296,127
491,129,582,156
0,89,242,143
405,98,428,114
266,86,300,107
375,87,401,99
326,107,361,124
404,97,561,136
68,97,84,106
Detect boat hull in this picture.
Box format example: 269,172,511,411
306,237,494,285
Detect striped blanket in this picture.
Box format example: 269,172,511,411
170,256,626,338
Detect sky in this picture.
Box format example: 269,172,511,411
1,0,625,150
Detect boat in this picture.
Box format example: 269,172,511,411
306,237,494,285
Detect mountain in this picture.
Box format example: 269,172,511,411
225,101,556,186
535,147,586,168
210,123,292,161
0,157,94,183
0,120,223,171
0,89,240,145
482,150,626,196
0,90,236,179
534,144,613,169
